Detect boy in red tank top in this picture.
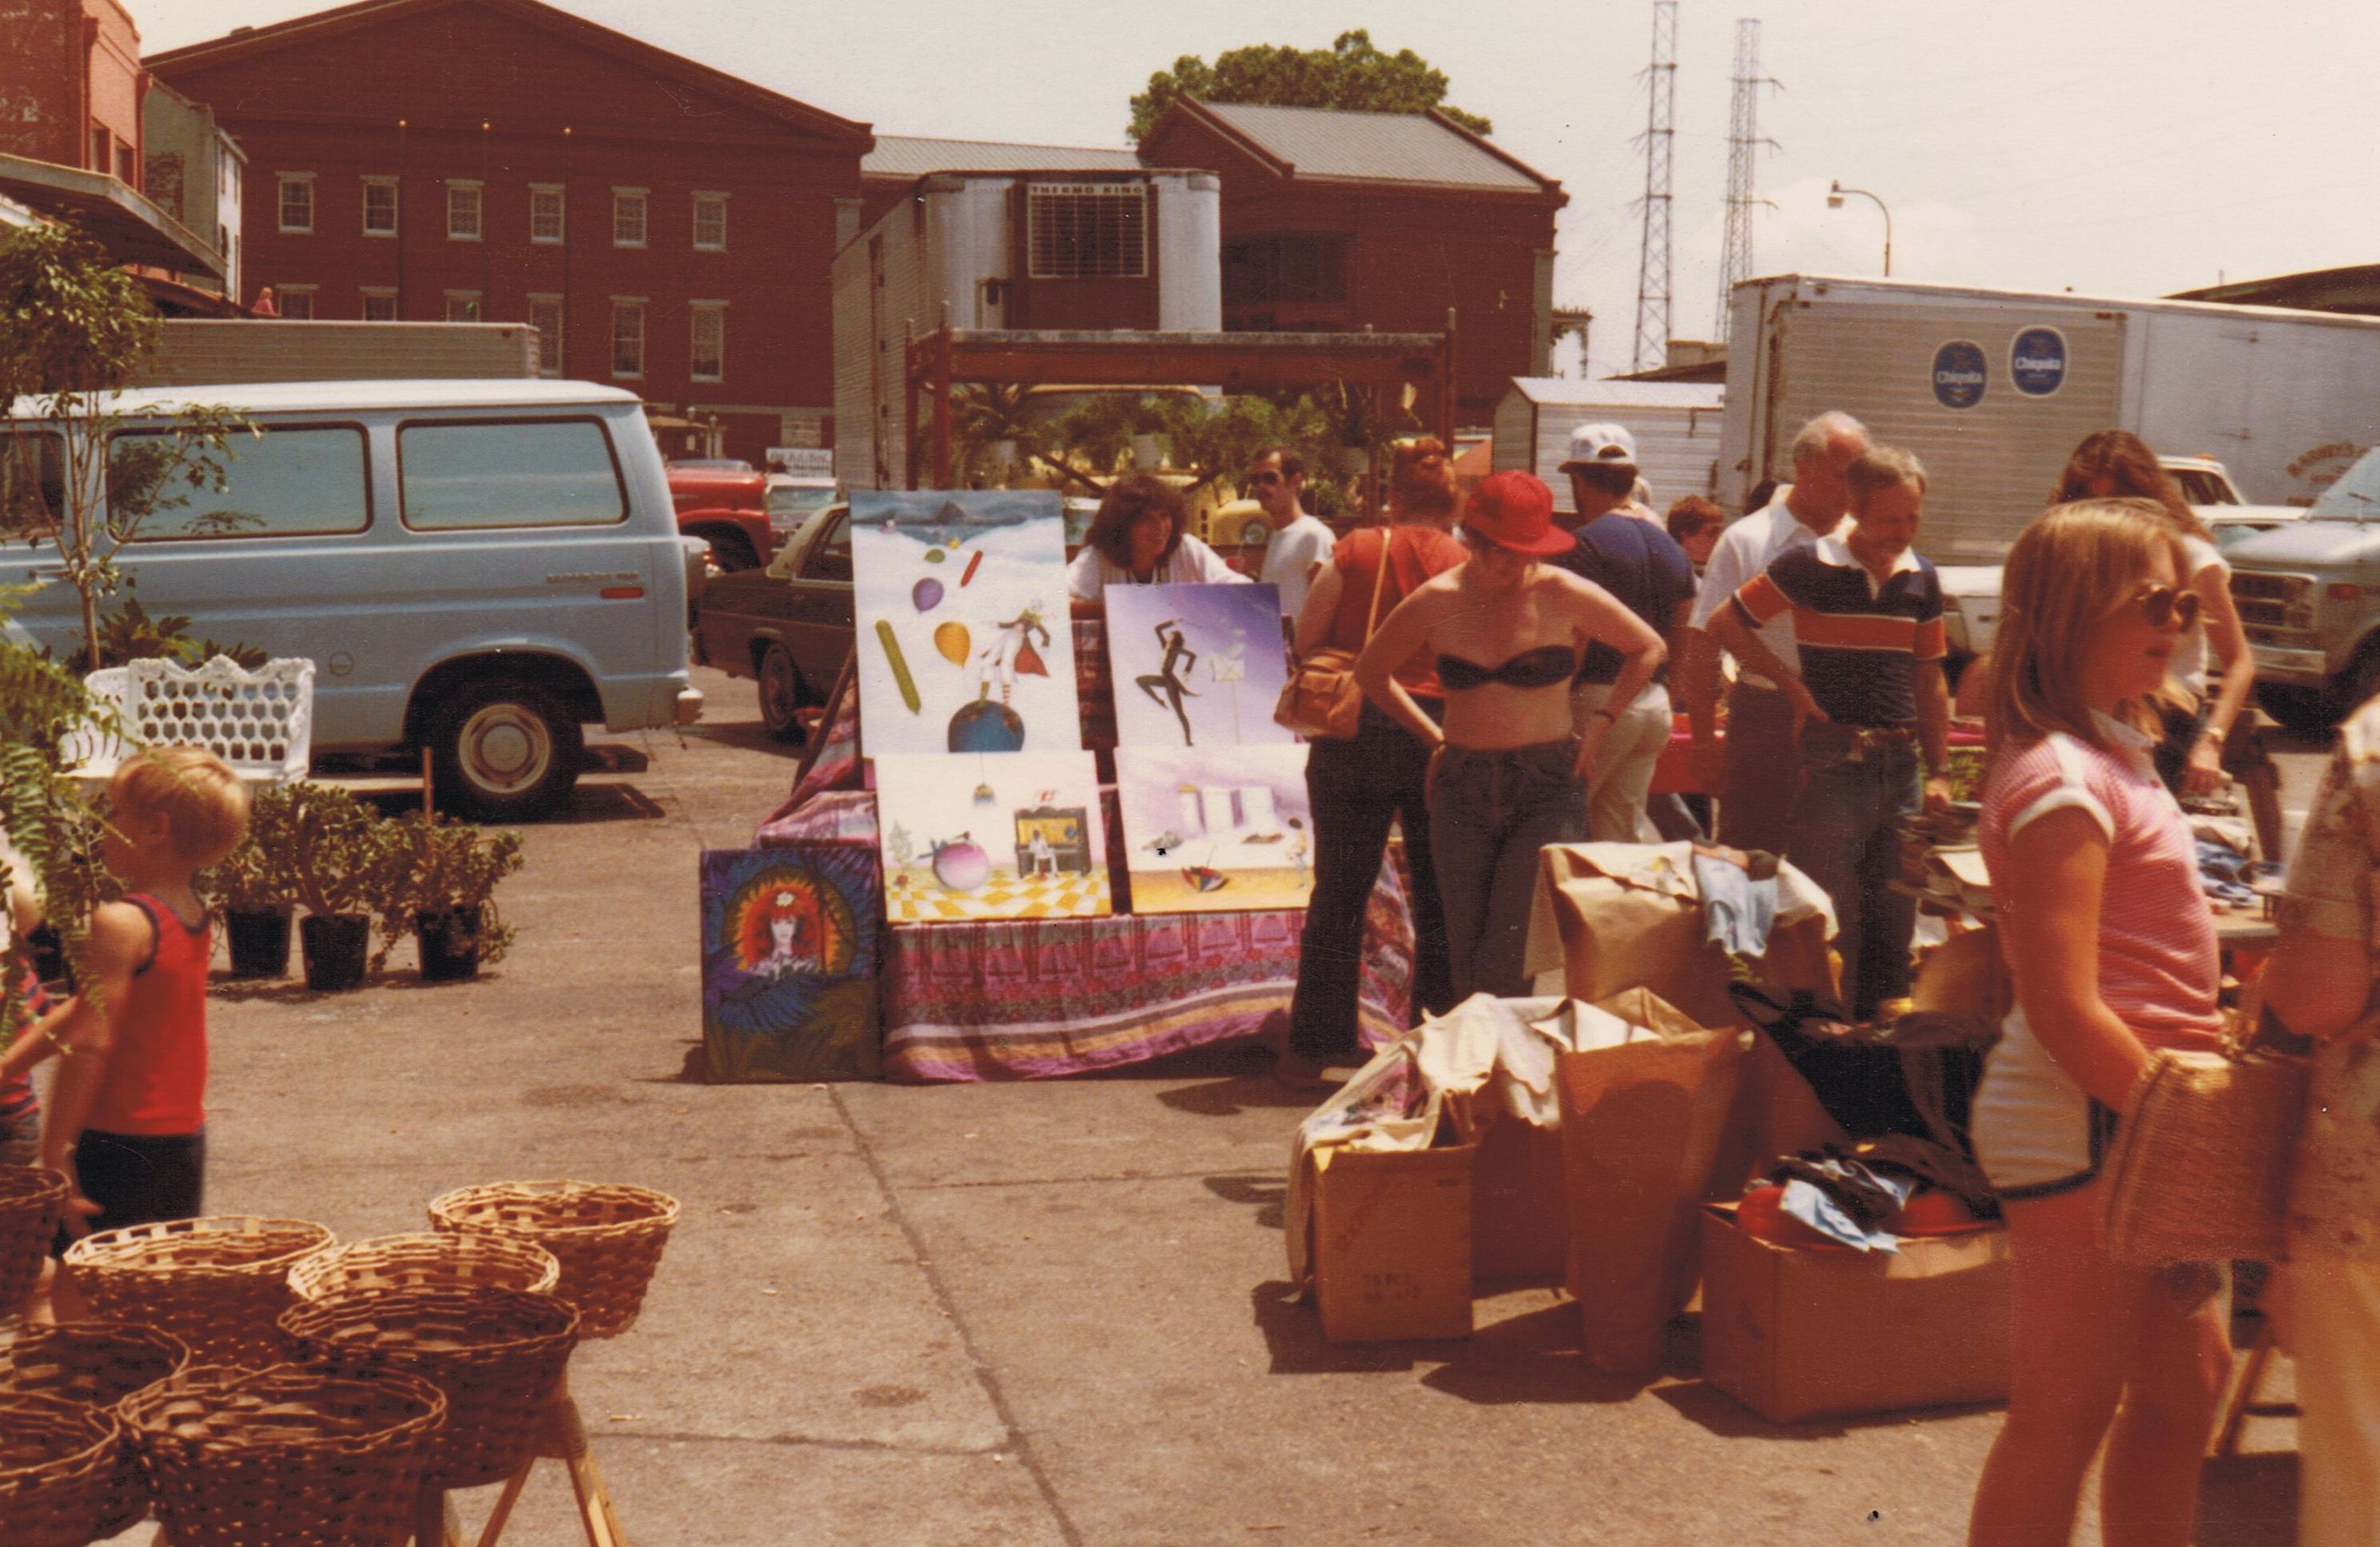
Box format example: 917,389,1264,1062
2,747,249,1240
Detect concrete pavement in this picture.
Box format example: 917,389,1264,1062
132,664,2305,1545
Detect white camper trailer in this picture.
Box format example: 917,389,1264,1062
1492,378,1725,515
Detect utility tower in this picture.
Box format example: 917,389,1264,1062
1716,17,1776,342
1630,0,1678,374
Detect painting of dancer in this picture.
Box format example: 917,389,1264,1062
1104,582,1293,748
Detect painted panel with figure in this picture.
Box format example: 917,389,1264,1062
1115,745,1315,914
1103,581,1294,748
699,844,882,1081
850,489,1079,757
873,750,1112,922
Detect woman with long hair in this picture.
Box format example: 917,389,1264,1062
1964,499,2232,1546
1065,473,1245,601
1276,438,1469,1083
1353,470,1662,1002
2050,430,2255,797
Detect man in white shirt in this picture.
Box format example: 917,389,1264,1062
1252,447,1334,617
1678,410,1870,856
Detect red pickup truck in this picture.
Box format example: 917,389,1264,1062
667,465,774,572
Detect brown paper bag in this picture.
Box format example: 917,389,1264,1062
1558,988,1750,1376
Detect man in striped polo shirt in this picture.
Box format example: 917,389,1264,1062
1707,446,1952,1019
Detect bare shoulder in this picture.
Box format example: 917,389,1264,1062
82,898,154,971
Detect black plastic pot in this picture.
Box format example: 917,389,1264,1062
413,906,484,983
299,913,371,993
223,907,293,979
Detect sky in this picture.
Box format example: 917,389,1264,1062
143,0,2380,380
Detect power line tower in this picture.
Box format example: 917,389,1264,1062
1630,0,1678,374
1715,17,1778,342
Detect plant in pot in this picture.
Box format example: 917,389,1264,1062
199,783,299,978
283,784,395,993
374,812,522,982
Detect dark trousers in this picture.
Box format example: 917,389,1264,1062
1289,701,1453,1059
1786,728,1921,1020
1719,682,1799,857
1427,737,1586,1002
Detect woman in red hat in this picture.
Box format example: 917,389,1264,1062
1354,470,1665,999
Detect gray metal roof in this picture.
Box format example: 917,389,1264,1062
1502,378,1724,409
1200,103,1546,191
864,135,1144,179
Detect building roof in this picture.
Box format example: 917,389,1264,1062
0,152,224,276
1502,378,1723,409
144,0,870,147
864,135,1144,180
2169,263,2380,315
1175,102,1556,194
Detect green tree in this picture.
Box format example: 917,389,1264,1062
1129,30,1492,143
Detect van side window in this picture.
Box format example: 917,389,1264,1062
0,432,66,531
805,513,850,582
399,417,627,529
111,424,371,541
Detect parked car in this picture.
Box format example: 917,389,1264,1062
668,464,774,573
4,379,702,819
2228,444,2380,725
693,502,853,742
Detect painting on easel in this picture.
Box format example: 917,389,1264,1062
850,490,1079,757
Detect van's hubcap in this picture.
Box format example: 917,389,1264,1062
460,704,551,794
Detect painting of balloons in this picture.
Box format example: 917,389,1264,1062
852,491,1080,757
871,750,1110,922
1102,583,1295,748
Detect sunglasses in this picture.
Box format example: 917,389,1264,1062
2122,584,2200,631
1246,470,1284,486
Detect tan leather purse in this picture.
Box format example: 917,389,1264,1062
1273,531,1391,740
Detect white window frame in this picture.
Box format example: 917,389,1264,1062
443,289,482,323
692,191,728,251
610,296,647,380
529,293,564,378
529,183,565,245
611,187,648,248
360,287,397,322
277,173,315,234
361,176,398,237
276,283,318,319
445,179,483,242
689,301,726,383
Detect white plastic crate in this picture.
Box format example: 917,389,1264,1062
62,655,316,784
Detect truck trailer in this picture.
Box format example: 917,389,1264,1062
1492,378,1724,515
1719,275,2380,564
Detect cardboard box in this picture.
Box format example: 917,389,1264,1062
1697,1203,2012,1423
1309,1143,1476,1343
1465,1118,1569,1284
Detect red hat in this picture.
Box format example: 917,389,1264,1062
1462,471,1571,557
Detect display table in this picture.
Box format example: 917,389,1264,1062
754,621,1416,1081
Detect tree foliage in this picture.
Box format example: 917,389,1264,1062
1129,30,1492,143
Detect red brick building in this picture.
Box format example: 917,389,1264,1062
146,0,870,463
0,0,147,183
1138,101,1566,421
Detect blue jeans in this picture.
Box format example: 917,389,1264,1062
1786,725,1920,1020
1428,737,1586,1001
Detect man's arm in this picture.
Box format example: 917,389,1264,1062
1915,657,1953,812
1707,592,1823,729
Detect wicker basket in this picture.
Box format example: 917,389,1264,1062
0,1321,191,1537
0,1390,128,1547
0,1167,70,1319
428,1181,678,1339
63,1216,334,1368
119,1363,444,1547
289,1232,561,1303
2101,1048,2312,1265
280,1285,580,1488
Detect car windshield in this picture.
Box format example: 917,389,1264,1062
766,484,834,518
2167,468,2236,506
2311,448,2380,520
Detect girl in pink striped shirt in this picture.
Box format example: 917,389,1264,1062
1965,500,2231,1547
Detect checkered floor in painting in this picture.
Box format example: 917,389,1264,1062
886,867,1112,922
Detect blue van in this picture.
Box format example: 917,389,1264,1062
4,379,701,819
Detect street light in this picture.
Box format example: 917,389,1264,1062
1827,179,1893,278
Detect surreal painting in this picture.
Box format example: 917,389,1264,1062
871,750,1112,922
1114,745,1315,914
1103,582,1295,748
850,489,1080,758
698,844,882,1081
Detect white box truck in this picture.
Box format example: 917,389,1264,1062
1494,378,1725,515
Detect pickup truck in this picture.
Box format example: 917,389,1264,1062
693,502,854,741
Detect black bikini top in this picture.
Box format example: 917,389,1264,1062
1436,644,1578,692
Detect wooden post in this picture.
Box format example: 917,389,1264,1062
932,327,955,491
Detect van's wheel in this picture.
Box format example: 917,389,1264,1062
757,645,809,745
434,680,583,822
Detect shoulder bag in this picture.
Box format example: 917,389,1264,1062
1273,529,1392,740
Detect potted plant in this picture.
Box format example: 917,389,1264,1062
375,812,522,982
283,784,394,993
201,783,297,978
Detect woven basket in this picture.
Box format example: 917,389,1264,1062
428,1181,678,1339
64,1216,334,1368
2101,1048,2312,1265
0,1390,128,1547
289,1232,561,1304
280,1285,580,1488
119,1363,444,1547
0,1167,70,1319
0,1321,191,1537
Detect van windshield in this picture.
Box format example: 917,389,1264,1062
2310,448,2380,521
